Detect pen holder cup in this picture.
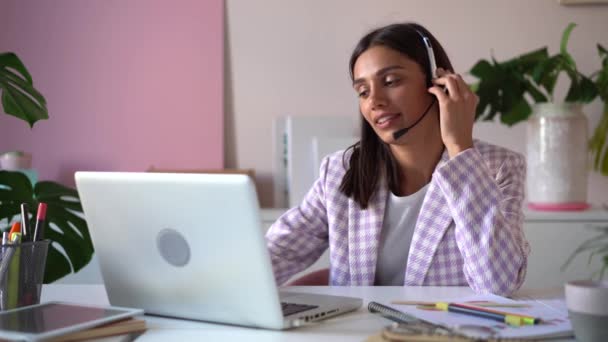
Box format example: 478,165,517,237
0,240,50,311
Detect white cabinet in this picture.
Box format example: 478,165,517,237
522,208,608,289
262,208,608,289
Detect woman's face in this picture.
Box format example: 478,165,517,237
352,45,435,143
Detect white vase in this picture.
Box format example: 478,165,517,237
526,103,589,210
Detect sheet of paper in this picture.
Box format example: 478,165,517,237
388,294,572,339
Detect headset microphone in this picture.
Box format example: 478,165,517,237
392,97,436,140
392,30,439,141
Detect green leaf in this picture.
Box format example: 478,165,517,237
0,171,34,201
45,224,92,272
596,44,608,101
513,48,549,72
44,245,73,283
1,70,46,106
501,98,531,126
475,92,489,120
0,53,33,83
599,44,608,67
470,60,494,79
590,106,608,172
473,82,499,121
0,205,20,229
35,181,83,212
567,75,599,103
560,23,578,70
562,229,608,276
0,79,48,127
0,52,48,127
601,145,608,176
531,56,561,99
0,171,94,283
523,81,548,102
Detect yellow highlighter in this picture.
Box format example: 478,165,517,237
436,302,540,326
7,232,22,310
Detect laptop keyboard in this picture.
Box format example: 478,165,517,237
281,302,318,316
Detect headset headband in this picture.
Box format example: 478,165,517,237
413,29,438,85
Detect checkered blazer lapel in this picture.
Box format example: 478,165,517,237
405,150,453,285
347,177,387,285
346,149,452,285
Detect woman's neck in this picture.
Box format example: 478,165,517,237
389,123,444,196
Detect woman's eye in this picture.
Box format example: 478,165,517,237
385,78,400,86
357,89,369,98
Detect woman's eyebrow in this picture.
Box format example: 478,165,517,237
352,65,405,87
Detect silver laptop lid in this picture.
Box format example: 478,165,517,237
75,172,285,329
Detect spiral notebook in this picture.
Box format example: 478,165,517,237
367,294,573,340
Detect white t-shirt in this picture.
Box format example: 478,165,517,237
374,184,429,286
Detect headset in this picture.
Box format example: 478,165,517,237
392,30,439,140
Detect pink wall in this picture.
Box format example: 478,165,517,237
0,0,223,186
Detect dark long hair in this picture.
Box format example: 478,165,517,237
339,23,454,209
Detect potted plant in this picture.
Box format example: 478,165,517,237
0,52,94,283
562,227,608,342
470,23,608,341
470,23,607,210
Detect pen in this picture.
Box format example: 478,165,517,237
435,302,541,326
8,222,21,241
33,203,47,242
1,232,8,266
7,233,21,310
391,300,530,308
20,203,30,242
0,239,16,285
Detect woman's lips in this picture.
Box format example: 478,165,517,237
375,113,401,129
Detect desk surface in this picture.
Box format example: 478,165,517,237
41,285,572,342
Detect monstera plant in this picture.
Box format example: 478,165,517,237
0,52,94,283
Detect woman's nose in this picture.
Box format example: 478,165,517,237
369,87,387,109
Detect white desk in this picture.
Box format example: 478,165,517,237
41,285,574,342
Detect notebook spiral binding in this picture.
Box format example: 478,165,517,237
368,301,420,324
368,301,452,335
368,302,536,342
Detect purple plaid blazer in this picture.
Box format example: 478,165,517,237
266,140,530,295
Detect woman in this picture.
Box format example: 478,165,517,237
266,22,529,296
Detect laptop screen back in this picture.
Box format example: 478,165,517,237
75,172,285,329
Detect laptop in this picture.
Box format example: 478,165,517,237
74,171,362,330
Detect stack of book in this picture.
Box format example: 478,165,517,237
48,318,146,342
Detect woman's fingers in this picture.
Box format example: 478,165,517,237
428,85,448,103
432,74,461,100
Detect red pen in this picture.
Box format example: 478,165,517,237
33,203,47,242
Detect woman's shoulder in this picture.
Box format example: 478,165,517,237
472,139,525,166
321,148,353,179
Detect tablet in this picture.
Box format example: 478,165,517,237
0,301,144,341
